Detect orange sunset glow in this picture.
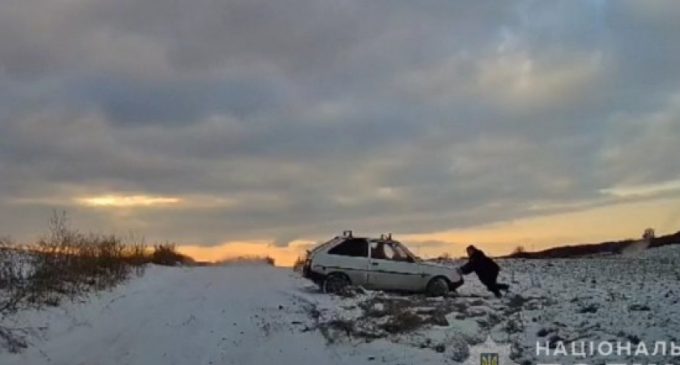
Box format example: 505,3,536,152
78,195,182,207
170,195,680,266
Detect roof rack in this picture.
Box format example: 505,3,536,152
379,233,393,240
342,230,353,238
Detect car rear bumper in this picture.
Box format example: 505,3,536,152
302,263,325,284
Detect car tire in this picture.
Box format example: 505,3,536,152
323,273,350,294
426,277,450,297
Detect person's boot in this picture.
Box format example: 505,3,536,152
483,283,501,298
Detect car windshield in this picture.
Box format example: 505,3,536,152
371,240,417,262
393,241,420,261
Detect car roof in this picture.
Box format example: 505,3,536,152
311,232,402,252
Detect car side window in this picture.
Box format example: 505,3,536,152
370,242,385,259
327,239,368,257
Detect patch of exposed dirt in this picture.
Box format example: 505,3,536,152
303,289,553,360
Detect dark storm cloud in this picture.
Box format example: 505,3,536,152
73,77,286,125
1,0,679,245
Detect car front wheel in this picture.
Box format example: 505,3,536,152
426,277,450,297
322,273,350,294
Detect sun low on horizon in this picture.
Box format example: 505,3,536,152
2,1,680,267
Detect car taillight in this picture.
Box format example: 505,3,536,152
302,259,311,275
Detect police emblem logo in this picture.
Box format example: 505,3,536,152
481,352,499,365
464,337,515,365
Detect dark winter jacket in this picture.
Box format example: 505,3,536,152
459,249,499,285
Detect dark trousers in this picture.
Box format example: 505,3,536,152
479,270,509,297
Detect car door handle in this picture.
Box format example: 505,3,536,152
371,262,379,266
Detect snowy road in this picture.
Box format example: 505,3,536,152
3,265,335,365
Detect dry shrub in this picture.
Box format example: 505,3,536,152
0,213,207,352
1,212,199,320
1,215,150,351
292,255,306,272
26,213,145,305
1,212,154,316
123,242,149,276
0,237,29,315
151,244,192,266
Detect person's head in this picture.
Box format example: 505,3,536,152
466,245,477,257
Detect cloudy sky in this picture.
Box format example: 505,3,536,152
2,0,680,263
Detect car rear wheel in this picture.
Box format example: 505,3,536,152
323,273,350,294
426,277,450,297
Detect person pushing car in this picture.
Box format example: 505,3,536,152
457,245,509,298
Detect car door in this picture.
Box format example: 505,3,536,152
367,241,424,291
323,238,370,286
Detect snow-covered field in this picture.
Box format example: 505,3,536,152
1,245,679,365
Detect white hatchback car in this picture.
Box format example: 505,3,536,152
302,231,463,296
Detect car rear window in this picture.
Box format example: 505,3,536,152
310,237,342,255
328,239,368,257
